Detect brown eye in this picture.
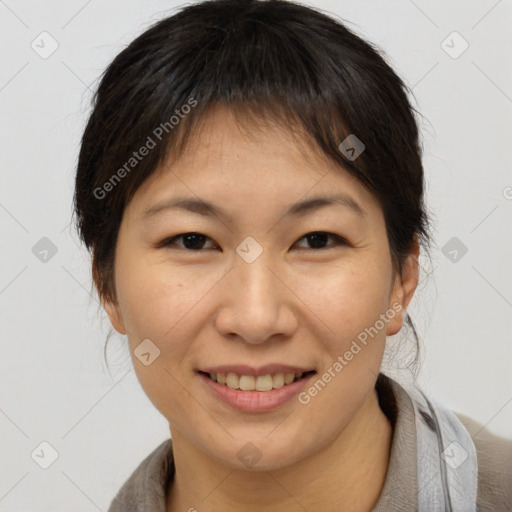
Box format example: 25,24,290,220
294,231,348,250
159,232,218,251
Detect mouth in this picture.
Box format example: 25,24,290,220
198,370,317,392
198,367,317,412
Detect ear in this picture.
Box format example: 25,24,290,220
103,299,127,335
386,238,419,336
93,264,126,335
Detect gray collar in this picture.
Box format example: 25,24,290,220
108,374,477,511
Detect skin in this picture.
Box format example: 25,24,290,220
101,104,419,511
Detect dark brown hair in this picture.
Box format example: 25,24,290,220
73,0,430,358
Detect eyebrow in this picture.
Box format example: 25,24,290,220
140,193,366,222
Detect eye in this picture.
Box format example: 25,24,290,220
293,231,348,251
157,231,348,252
158,232,219,251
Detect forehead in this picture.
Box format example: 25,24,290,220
124,104,381,224
163,103,335,176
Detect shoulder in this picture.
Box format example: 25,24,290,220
454,412,512,512
108,438,174,512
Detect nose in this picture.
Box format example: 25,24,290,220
214,253,298,345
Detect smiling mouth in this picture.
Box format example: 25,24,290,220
199,370,317,391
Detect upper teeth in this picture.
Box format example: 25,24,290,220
208,372,304,391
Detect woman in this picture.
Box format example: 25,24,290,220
73,0,512,510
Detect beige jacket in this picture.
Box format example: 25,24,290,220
108,374,512,511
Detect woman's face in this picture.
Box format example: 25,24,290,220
103,104,415,470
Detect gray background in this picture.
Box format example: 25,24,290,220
1,0,511,510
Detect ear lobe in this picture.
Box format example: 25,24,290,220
103,299,127,335
386,239,420,336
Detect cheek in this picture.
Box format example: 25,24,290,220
114,253,225,364
302,260,392,349
113,261,205,416
290,263,392,440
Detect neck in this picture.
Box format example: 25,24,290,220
167,388,393,512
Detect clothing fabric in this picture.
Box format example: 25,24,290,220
400,379,478,511
108,373,512,511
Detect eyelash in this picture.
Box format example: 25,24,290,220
157,231,349,252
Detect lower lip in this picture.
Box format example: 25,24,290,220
198,372,316,413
